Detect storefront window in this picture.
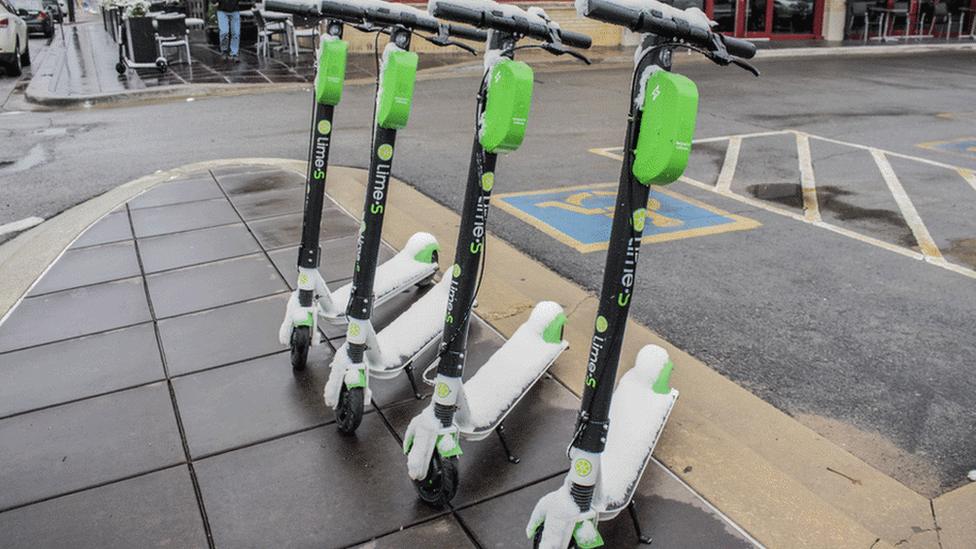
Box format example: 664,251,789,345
773,0,816,33
712,0,738,32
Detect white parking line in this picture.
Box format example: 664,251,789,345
870,150,944,261
715,136,741,193
958,168,976,193
0,216,44,237
795,132,821,222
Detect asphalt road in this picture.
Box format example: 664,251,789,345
2,49,974,495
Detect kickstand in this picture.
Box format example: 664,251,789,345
404,364,427,400
627,500,653,545
495,423,521,464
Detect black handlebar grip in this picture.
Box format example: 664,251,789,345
581,0,643,30
264,0,319,16
319,0,367,21
429,1,484,28
557,28,593,49
448,23,488,42
719,34,756,59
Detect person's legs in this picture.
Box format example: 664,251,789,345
229,11,241,57
217,10,230,55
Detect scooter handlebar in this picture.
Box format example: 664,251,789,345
264,0,487,42
577,0,756,59
429,0,593,49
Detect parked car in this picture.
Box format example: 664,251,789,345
12,0,53,37
0,0,30,76
42,0,61,22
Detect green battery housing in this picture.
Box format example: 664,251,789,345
376,49,418,130
315,39,348,106
631,70,699,185
479,59,534,154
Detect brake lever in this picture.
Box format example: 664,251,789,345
731,57,760,77
422,34,478,55
542,43,592,65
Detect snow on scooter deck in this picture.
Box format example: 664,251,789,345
333,273,451,380
594,345,678,519
456,302,568,440
320,232,439,323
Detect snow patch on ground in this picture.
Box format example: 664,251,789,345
460,301,566,431
596,344,677,511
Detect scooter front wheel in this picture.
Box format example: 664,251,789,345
290,326,311,370
532,525,578,549
413,453,459,507
336,385,364,433
115,62,125,74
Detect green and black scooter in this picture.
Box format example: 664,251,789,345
271,0,491,433
401,0,593,508
525,1,758,547
273,0,486,388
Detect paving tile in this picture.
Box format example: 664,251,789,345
174,352,336,458
230,186,305,220
130,198,240,238
268,237,395,288
146,253,288,319
128,176,224,209
380,376,579,508
0,278,151,354
0,383,184,510
248,209,360,250
353,515,476,548
70,211,133,248
0,324,163,418
0,466,207,549
29,240,141,295
215,168,304,196
195,414,442,548
457,462,756,548
158,293,293,376
138,223,262,273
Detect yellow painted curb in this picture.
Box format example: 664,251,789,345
322,165,944,549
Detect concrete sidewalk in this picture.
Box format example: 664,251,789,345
0,162,758,548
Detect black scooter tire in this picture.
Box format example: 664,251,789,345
290,326,311,370
413,453,459,508
336,385,364,433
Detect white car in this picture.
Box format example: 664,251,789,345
0,0,30,76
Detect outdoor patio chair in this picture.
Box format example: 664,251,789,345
926,3,957,39
288,14,320,54
888,1,912,38
253,9,289,57
155,12,191,65
848,1,883,42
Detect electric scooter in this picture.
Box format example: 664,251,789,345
269,0,490,433
271,0,485,373
524,2,758,547
401,0,593,508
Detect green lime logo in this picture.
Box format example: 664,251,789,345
574,458,592,477
436,382,450,398
377,144,393,161
360,221,366,233
633,208,647,232
481,172,494,192
348,323,360,337
298,272,309,285
317,119,332,135
452,264,461,278
596,315,608,333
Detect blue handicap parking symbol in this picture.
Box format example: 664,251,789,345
495,183,760,253
918,137,976,159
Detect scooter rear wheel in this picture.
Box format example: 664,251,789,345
336,385,364,433
532,525,579,549
413,453,459,507
290,326,311,370
115,62,125,74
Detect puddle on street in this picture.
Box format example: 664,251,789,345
745,182,803,209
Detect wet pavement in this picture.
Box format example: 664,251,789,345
0,165,757,548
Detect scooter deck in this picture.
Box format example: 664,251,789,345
321,238,439,323
594,345,679,519
334,273,451,380
457,302,568,440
